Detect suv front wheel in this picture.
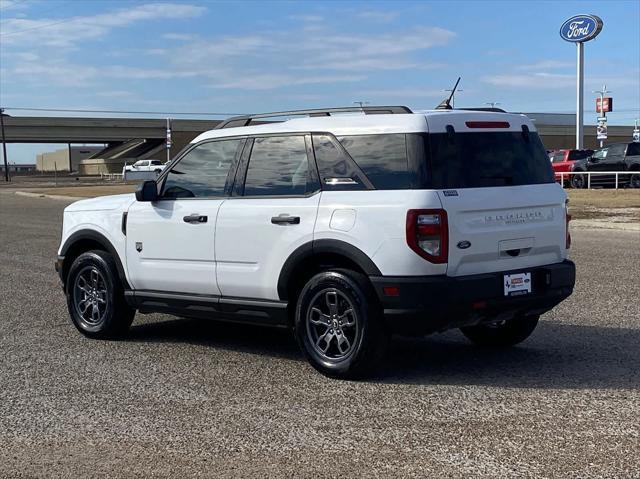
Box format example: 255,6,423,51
65,250,135,339
295,270,388,379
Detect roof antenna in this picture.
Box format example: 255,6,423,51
435,77,461,110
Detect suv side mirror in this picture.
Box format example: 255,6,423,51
136,180,158,202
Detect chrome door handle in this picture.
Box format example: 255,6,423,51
271,215,300,225
183,214,208,223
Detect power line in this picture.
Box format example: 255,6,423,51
2,107,245,116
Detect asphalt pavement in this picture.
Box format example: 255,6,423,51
0,191,638,478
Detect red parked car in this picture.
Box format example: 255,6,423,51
548,149,594,186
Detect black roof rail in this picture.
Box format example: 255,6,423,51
457,107,507,113
215,105,413,129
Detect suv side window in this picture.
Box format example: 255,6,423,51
312,134,370,190
242,136,310,196
337,134,410,189
161,139,243,198
607,144,625,157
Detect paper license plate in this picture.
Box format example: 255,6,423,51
504,272,532,297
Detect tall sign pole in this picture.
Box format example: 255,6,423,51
576,42,584,149
0,108,9,182
560,14,603,149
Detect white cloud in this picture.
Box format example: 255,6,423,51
162,33,197,41
288,14,324,22
0,3,206,47
358,88,446,99
516,60,573,71
482,73,575,89
2,4,456,93
210,73,366,90
356,10,400,23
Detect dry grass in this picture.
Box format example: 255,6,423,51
567,189,640,222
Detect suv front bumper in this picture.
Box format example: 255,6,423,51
370,260,575,335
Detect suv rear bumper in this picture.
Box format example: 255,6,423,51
370,260,575,335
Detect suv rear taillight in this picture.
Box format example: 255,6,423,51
406,209,448,263
565,201,572,249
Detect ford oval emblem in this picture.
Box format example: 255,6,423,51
560,15,603,43
457,240,471,250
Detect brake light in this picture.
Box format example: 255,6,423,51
565,201,572,249
406,209,448,263
465,121,510,129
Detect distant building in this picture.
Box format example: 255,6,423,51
0,163,36,173
36,145,104,172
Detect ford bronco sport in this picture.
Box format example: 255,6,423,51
56,106,576,378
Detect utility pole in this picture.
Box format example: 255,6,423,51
592,84,611,148
485,102,501,109
0,108,9,182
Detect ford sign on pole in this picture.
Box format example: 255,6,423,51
560,14,603,149
560,15,603,42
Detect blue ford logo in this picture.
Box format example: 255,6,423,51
560,15,603,43
457,240,471,250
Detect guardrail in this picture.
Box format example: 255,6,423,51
100,173,124,182
557,171,638,189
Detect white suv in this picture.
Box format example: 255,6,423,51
56,106,575,378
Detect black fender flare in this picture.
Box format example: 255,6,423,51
277,239,381,300
59,229,130,289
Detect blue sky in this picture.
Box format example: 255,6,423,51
1,0,639,163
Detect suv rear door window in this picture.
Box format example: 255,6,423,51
243,136,309,196
161,139,243,198
427,131,554,188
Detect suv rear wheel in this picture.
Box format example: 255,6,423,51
66,250,135,339
294,269,388,379
460,315,539,348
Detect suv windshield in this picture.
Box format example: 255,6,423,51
426,131,554,189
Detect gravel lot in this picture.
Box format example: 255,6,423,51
0,192,638,478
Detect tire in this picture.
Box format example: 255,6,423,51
571,173,586,189
460,315,539,348
65,250,135,339
294,269,388,379
629,173,640,189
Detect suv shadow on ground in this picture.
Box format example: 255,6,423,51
126,318,639,390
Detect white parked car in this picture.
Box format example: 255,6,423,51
123,159,165,174
56,106,575,378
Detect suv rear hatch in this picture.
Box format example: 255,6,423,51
424,113,568,277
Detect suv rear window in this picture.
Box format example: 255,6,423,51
427,132,554,188
626,143,640,156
